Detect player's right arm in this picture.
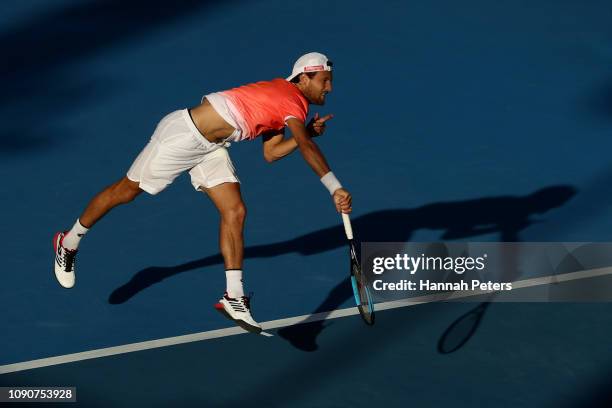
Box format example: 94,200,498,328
285,118,331,176
285,118,352,213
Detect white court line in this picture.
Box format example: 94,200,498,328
2,266,612,375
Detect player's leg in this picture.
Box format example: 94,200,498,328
189,146,261,333
54,109,208,288
204,181,246,275
79,177,143,229
204,182,260,333
53,177,142,288
63,177,143,249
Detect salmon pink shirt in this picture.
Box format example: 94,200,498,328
204,79,309,142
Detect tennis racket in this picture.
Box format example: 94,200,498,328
342,213,375,325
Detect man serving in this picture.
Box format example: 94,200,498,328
53,52,352,333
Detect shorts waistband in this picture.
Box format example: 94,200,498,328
181,109,212,148
181,109,231,149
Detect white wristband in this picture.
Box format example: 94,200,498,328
321,171,342,195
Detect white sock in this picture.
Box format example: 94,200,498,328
62,219,89,251
225,269,245,298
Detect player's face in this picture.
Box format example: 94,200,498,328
304,71,333,105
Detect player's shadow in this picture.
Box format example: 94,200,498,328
109,185,576,349
0,0,226,154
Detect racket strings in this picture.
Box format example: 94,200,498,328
353,264,371,310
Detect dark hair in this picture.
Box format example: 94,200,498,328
290,72,317,83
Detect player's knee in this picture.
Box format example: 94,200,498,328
222,203,247,225
114,178,142,203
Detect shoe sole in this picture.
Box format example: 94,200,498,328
214,303,262,334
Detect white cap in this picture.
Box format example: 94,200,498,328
286,52,333,81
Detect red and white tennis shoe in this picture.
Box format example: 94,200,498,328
215,293,262,334
53,232,77,288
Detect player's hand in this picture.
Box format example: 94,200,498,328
333,188,352,213
307,113,333,137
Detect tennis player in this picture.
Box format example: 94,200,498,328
53,52,352,333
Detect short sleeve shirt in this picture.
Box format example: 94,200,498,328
217,79,309,140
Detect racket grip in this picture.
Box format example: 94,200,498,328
341,212,353,240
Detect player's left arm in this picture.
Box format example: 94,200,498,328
262,131,297,163
262,113,333,162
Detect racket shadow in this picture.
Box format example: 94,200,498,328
437,301,491,354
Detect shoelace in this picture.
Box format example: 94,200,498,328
242,293,252,311
228,300,246,312
63,248,77,272
227,292,253,312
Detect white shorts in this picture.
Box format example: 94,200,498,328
127,109,239,195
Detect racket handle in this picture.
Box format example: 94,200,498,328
341,212,353,240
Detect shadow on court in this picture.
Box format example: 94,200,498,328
436,241,602,354
437,165,612,353
283,185,576,352
587,78,612,120
563,370,612,407
109,185,576,350
0,0,230,154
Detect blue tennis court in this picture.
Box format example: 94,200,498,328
2,0,612,406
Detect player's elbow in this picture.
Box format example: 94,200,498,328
264,151,282,163
264,152,276,163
